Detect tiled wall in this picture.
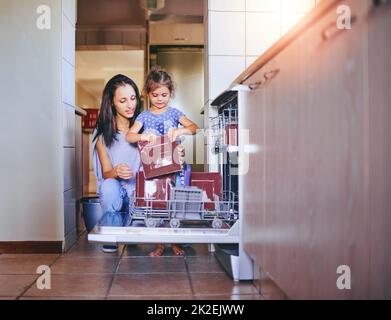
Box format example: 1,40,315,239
206,0,320,103
204,0,321,171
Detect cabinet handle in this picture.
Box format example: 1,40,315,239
174,37,188,41
264,68,280,81
322,15,357,41
248,68,280,90
373,0,388,7
248,80,264,90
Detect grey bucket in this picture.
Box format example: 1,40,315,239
81,197,103,233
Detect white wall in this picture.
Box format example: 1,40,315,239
0,0,64,241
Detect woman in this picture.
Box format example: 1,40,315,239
92,74,142,253
92,74,186,255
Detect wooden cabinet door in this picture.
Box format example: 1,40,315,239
238,65,267,260
243,0,370,299
367,0,391,299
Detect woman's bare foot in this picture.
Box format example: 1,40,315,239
171,244,185,256
149,244,165,257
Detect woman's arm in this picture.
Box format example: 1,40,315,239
96,136,132,180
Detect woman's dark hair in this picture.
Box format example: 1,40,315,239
93,74,142,147
144,66,175,95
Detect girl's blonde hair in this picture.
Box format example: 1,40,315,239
144,66,175,95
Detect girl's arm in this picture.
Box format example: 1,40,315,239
172,116,199,138
179,116,199,134
126,121,158,143
125,121,144,143
96,136,132,180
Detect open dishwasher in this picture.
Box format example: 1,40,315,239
88,88,253,281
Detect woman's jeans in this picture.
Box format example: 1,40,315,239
98,179,131,227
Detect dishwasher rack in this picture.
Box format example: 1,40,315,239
129,189,238,230
88,190,240,245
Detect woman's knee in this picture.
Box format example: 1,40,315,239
100,178,120,195
100,179,123,212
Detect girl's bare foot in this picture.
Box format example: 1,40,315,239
149,244,165,257
171,244,185,256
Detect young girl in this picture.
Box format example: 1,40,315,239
126,66,198,144
126,66,199,257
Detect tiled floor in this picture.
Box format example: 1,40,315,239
0,233,268,300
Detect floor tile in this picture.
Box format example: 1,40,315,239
254,276,286,297
122,244,212,257
51,257,119,274
0,254,59,259
118,244,155,257
108,273,191,296
0,275,37,296
190,273,258,295
117,257,186,274
22,274,112,297
19,296,106,300
73,232,90,245
64,243,124,258
180,244,213,257
0,256,59,274
185,256,225,273
194,294,264,300
262,292,288,300
107,295,193,300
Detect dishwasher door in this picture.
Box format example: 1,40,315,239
87,221,253,281
88,221,240,245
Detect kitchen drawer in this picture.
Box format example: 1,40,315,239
62,13,75,65
62,0,76,26
63,103,75,147
64,147,76,192
75,114,83,198
64,187,76,236
149,23,204,45
62,58,75,106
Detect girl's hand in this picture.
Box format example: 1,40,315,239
115,164,133,180
177,144,185,162
141,133,157,144
167,128,181,142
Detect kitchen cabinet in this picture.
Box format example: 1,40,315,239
149,23,204,45
236,0,391,299
367,0,391,299
62,0,85,251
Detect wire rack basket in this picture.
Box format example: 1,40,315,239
128,187,238,229
210,107,238,154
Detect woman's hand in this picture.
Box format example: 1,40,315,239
115,164,133,180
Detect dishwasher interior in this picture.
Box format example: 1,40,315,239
88,89,253,281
